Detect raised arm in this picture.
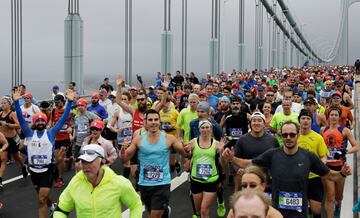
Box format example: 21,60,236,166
115,75,135,115
12,89,33,137
119,136,140,162
50,91,75,134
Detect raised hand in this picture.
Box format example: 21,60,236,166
65,90,76,101
222,147,234,162
116,75,125,87
12,88,22,101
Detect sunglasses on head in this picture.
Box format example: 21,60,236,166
241,182,258,189
281,132,297,138
79,149,103,158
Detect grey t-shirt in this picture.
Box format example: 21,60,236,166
74,111,100,146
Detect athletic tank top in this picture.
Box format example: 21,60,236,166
52,107,71,140
27,130,54,173
191,138,219,183
311,114,321,134
323,125,347,166
132,110,143,136
0,111,15,125
138,131,170,186
116,107,133,145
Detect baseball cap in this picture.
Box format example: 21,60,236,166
148,86,155,90
199,119,212,128
197,101,210,112
109,91,117,97
325,80,332,85
77,98,88,107
52,85,59,90
39,101,51,110
220,96,230,103
258,86,265,91
32,112,48,123
199,91,208,98
78,144,105,162
128,86,138,91
332,91,342,98
303,98,316,105
90,120,105,130
250,112,265,121
298,109,313,120
23,92,33,99
54,94,65,102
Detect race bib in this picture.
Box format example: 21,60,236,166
30,155,48,166
144,165,164,182
60,124,68,132
278,191,303,212
327,147,343,162
77,123,88,134
117,127,132,145
229,128,242,139
196,164,212,179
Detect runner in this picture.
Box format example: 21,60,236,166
297,109,328,218
120,109,191,218
302,98,327,133
214,96,231,124
187,119,225,218
13,89,75,218
0,132,9,189
20,92,41,126
53,144,142,218
0,95,27,189
49,94,72,188
321,106,359,217
223,120,352,218
102,90,120,142
325,91,355,129
87,92,108,121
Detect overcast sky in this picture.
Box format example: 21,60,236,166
0,0,359,97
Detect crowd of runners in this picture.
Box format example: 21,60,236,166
0,64,359,218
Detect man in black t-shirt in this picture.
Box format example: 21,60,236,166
223,121,352,218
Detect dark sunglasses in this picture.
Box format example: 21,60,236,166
241,182,258,189
79,149,103,158
281,132,297,138
137,98,146,102
90,127,101,132
23,97,30,100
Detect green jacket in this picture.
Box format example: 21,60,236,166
54,166,142,218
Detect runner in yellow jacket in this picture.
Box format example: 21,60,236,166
53,144,142,218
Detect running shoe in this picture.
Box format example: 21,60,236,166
22,165,28,178
217,201,226,217
53,178,65,188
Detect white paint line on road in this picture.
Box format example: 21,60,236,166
122,172,189,218
3,174,29,185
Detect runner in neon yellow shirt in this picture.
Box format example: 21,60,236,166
176,94,199,143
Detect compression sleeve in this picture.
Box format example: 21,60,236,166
54,185,74,218
119,176,143,218
14,100,33,137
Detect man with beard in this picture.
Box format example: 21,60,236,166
233,112,279,190
223,121,352,218
49,94,72,188
179,84,192,111
86,92,108,121
13,89,75,218
120,109,191,218
214,96,230,124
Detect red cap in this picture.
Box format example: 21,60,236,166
32,112,48,123
199,91,208,97
332,91,342,98
232,82,240,88
91,92,100,99
77,98,88,107
90,120,105,130
23,92,33,99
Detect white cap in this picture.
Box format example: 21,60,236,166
110,91,117,97
250,112,266,121
78,144,105,162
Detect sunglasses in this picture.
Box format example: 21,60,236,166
90,127,101,132
266,94,274,97
79,149,103,158
137,98,146,102
241,182,259,189
23,97,30,100
281,132,297,138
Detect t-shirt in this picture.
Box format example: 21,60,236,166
252,147,330,218
74,111,100,146
297,130,328,178
20,104,41,125
234,132,279,159
207,95,219,111
176,107,198,142
160,108,179,137
270,112,299,146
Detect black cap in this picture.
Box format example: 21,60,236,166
54,94,65,102
298,109,313,121
40,101,51,110
303,98,316,105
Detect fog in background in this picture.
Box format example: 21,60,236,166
0,0,359,99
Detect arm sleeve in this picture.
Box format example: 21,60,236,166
309,152,330,176
49,101,73,137
14,100,33,137
119,177,143,218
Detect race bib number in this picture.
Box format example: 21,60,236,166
196,164,212,179
229,128,242,139
30,155,48,166
328,147,342,162
117,127,132,145
144,165,164,182
77,123,88,134
278,191,303,212
13,135,21,145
